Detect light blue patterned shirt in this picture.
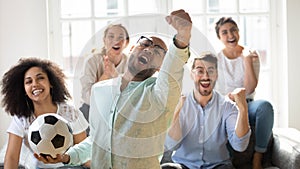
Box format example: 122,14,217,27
165,91,251,169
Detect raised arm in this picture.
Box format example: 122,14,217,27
166,9,192,49
228,88,250,137
155,9,192,101
243,50,259,95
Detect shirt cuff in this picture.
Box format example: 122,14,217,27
65,137,92,166
164,134,180,151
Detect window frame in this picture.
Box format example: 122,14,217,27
47,0,285,127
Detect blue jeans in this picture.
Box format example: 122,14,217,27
248,99,274,153
79,103,90,136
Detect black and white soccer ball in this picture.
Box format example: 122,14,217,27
28,113,73,158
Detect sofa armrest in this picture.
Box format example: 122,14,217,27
272,128,300,169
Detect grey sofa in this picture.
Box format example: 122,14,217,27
1,128,300,169
266,128,300,169
161,127,300,169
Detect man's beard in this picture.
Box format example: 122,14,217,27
128,53,157,80
200,89,212,96
198,80,216,96
129,67,157,80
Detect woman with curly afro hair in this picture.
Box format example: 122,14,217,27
1,57,89,168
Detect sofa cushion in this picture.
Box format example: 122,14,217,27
272,128,300,169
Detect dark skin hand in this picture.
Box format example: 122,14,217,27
34,153,70,164
165,9,192,49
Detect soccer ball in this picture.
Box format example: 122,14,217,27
28,113,73,158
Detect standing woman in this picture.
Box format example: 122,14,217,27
79,24,130,129
1,57,89,168
214,17,274,169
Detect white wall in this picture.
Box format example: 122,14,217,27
0,0,48,147
287,0,300,130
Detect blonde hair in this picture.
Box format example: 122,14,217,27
100,24,130,56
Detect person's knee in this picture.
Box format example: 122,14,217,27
257,100,274,118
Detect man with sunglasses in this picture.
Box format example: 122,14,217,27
38,9,192,169
161,53,251,169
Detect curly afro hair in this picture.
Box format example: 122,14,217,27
1,57,71,118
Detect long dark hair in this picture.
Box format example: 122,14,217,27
1,57,71,118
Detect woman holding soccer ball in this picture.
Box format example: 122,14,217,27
1,57,89,168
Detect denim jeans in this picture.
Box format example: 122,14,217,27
248,99,274,153
79,103,90,136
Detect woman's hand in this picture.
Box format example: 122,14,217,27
243,49,259,63
98,55,118,81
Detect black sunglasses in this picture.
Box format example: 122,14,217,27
136,36,167,57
